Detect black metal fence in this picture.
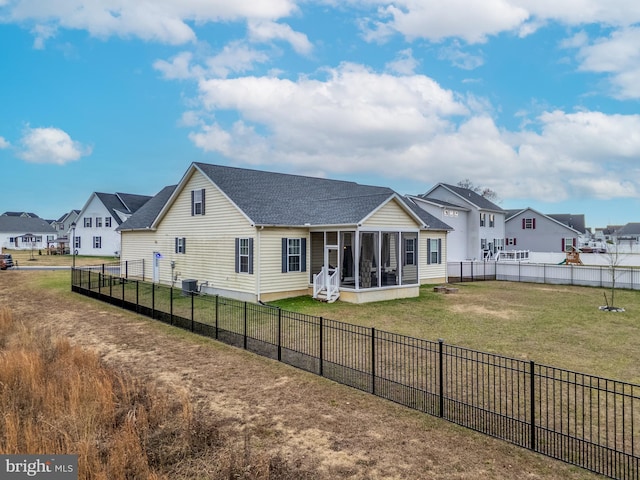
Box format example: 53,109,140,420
71,267,640,480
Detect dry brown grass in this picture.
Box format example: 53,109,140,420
0,306,307,480
2,248,113,268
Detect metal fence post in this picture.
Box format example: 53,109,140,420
243,302,248,349
371,327,376,395
319,317,324,376
151,281,154,318
530,360,536,451
136,280,140,315
170,287,174,325
191,292,194,332
460,262,463,282
215,295,219,339
121,278,125,307
439,339,444,418
277,307,282,362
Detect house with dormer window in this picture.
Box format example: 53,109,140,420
74,192,152,257
117,162,453,304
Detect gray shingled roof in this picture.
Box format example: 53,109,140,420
118,185,177,231
122,163,451,231
422,184,503,212
548,214,586,234
0,215,57,234
401,196,453,231
196,163,451,228
95,192,152,225
1,212,40,218
504,209,523,220
615,223,640,236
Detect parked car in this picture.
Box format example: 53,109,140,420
0,254,14,270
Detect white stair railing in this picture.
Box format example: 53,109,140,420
326,268,339,302
313,267,326,298
313,266,340,302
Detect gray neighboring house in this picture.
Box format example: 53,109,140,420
408,183,505,261
504,208,586,253
0,214,58,251
612,223,640,247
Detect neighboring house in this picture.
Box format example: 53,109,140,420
504,208,584,253
594,226,621,243
74,192,152,257
408,183,505,261
0,215,57,251
49,210,80,254
52,210,80,235
117,162,452,304
1,211,40,218
611,223,640,247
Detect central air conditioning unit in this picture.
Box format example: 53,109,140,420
181,279,198,296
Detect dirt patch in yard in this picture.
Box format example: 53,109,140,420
0,271,601,479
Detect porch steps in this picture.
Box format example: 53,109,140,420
315,289,340,303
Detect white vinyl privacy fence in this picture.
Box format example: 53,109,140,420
448,261,640,290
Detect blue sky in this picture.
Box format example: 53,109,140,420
1,1,639,229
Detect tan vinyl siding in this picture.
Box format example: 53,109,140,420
420,231,447,283
363,199,420,228
258,227,310,294
122,171,257,293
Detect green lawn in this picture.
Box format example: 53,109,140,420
37,269,640,385
270,281,640,384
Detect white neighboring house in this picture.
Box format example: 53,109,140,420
73,192,152,257
408,183,506,261
0,213,57,251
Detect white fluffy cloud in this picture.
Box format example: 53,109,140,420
3,0,298,45
356,0,640,43
572,27,640,99
18,126,92,165
185,63,640,201
0,136,9,149
247,20,313,55
154,43,271,80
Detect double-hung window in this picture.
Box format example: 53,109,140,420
175,237,186,254
105,217,112,227
235,238,253,274
427,238,442,264
480,213,486,227
96,217,103,228
523,218,536,229
84,217,92,228
489,214,495,227
191,189,205,216
93,236,101,249
563,238,575,252
281,238,307,273
404,237,416,266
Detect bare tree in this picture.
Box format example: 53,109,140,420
457,179,500,203
602,240,626,311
